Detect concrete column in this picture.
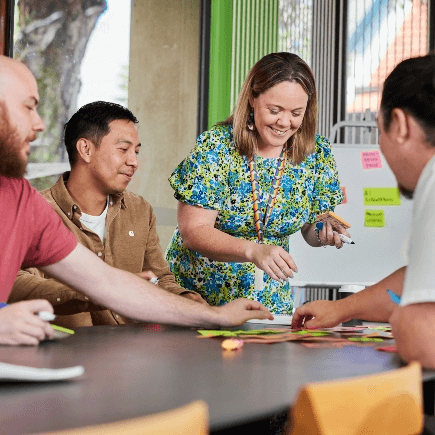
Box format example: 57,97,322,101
128,0,200,251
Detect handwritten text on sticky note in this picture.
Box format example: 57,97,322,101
363,188,401,206
364,210,385,227
362,150,382,169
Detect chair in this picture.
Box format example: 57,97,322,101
288,362,423,435
36,400,208,435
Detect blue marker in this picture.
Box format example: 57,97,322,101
386,289,401,304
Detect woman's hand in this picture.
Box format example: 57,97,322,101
247,243,298,281
316,222,352,249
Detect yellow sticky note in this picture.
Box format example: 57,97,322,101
363,188,401,206
364,210,385,227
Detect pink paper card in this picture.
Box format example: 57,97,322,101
362,150,382,169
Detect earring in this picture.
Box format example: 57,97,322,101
248,110,255,131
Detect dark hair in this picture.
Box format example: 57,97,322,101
64,101,139,166
221,52,317,163
381,53,435,145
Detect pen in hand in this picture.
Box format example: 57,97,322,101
337,233,355,245
0,302,56,321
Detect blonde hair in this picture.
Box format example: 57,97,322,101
220,52,317,164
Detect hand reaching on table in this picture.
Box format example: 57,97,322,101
291,300,347,329
248,243,298,282
0,300,54,345
212,298,273,327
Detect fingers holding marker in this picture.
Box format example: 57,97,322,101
316,221,355,247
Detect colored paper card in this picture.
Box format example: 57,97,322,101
364,210,385,227
197,329,286,337
341,186,347,204
363,188,401,206
361,150,382,169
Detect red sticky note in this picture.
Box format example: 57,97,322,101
362,150,382,170
376,345,397,353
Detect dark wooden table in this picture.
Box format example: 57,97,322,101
0,323,433,434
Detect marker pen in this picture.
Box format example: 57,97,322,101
150,277,159,285
386,289,401,304
338,233,355,245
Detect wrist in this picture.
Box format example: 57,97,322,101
244,240,258,263
335,297,358,322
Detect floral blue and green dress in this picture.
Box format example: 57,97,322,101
165,124,343,313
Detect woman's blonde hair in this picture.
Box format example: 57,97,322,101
220,52,317,164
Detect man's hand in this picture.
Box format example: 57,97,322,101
136,271,158,281
291,300,345,329
212,298,273,327
0,300,54,345
182,292,208,305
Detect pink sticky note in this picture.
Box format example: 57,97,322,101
362,150,382,170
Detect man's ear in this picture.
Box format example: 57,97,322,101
390,108,410,145
76,138,93,163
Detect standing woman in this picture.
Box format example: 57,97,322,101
166,52,348,314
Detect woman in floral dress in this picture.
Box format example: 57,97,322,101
166,53,349,314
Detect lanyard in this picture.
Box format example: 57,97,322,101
248,149,286,243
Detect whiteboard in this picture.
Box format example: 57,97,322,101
289,145,413,287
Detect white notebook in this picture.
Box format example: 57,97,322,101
0,362,84,382
246,314,293,325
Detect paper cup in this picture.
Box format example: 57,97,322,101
338,284,365,300
338,285,366,326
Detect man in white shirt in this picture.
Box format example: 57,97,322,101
292,54,435,369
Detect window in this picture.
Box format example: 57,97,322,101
345,0,429,144
12,0,131,190
277,0,430,144
204,0,431,145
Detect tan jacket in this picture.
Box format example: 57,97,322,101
9,173,198,327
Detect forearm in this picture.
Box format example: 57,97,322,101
74,268,219,326
336,266,406,322
293,266,407,329
9,269,93,315
182,224,257,263
43,247,220,327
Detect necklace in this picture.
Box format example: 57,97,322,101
248,148,286,243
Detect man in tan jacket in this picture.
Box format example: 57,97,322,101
9,101,206,327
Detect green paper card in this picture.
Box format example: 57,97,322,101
364,210,385,227
363,188,401,206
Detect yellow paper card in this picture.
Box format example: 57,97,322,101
363,188,401,206
364,210,385,227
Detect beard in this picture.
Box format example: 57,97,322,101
398,184,414,200
0,103,29,178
